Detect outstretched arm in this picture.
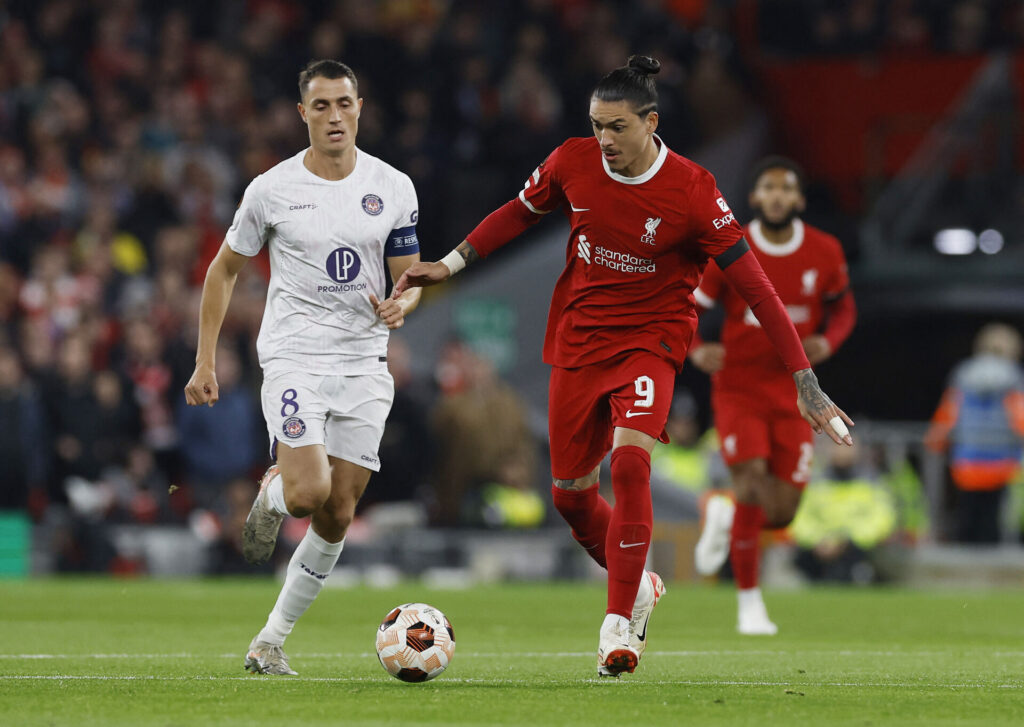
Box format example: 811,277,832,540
804,289,857,365
184,242,249,407
392,195,542,297
391,240,479,297
715,240,854,445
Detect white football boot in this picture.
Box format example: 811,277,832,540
629,570,666,660
694,494,735,576
242,464,285,565
597,616,639,677
737,587,778,635
244,637,298,675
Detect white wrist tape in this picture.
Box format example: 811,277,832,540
828,416,849,438
440,250,465,276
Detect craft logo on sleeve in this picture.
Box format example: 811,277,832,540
361,193,384,216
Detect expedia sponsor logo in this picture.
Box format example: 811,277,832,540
289,203,318,210
713,212,736,229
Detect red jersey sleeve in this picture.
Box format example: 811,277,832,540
694,259,725,309
689,173,744,258
518,146,566,215
820,236,856,352
465,145,569,258
822,237,851,298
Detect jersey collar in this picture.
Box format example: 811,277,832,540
600,134,668,185
297,147,363,185
749,218,805,256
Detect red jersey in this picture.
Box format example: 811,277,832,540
695,218,850,399
513,136,745,370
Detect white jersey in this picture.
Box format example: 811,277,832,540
226,148,420,375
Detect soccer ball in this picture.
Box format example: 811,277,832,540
375,602,455,682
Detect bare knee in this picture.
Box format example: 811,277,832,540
282,475,331,517
761,480,802,528
319,500,355,532
730,459,770,504
553,464,601,491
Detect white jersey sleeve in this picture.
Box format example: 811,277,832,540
225,175,271,256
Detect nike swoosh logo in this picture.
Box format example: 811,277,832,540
619,541,646,549
625,410,652,418
637,617,648,642
570,205,589,212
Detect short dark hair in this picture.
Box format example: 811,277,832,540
591,55,660,117
298,59,358,101
749,155,807,193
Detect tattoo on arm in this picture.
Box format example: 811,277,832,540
456,241,479,266
794,368,831,415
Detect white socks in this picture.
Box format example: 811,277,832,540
257,526,344,646
633,570,653,609
265,474,289,517
738,587,765,612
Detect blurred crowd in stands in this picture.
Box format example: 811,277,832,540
756,0,1024,56
1,0,1022,574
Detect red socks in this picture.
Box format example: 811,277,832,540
551,483,612,568
731,502,765,590
605,446,652,619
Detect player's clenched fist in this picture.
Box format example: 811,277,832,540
184,362,219,407
370,293,405,329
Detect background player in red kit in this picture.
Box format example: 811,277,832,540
394,58,853,676
691,156,857,635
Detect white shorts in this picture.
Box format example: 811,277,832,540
260,368,395,472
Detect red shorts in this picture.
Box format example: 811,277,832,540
712,386,813,488
548,350,675,480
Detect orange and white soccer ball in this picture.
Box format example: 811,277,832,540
375,602,455,682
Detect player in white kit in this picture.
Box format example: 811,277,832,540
183,60,423,675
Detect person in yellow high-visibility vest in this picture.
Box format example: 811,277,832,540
790,442,896,584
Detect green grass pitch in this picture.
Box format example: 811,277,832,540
1,578,1022,726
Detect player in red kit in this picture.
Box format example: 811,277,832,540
394,58,853,676
691,156,857,635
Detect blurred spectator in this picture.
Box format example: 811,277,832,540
41,333,107,487
0,344,49,510
430,342,541,527
651,390,724,496
790,442,897,584
175,343,262,506
360,337,434,511
926,323,1024,543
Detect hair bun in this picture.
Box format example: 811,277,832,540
626,55,660,75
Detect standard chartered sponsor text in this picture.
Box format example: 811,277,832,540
595,245,656,273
